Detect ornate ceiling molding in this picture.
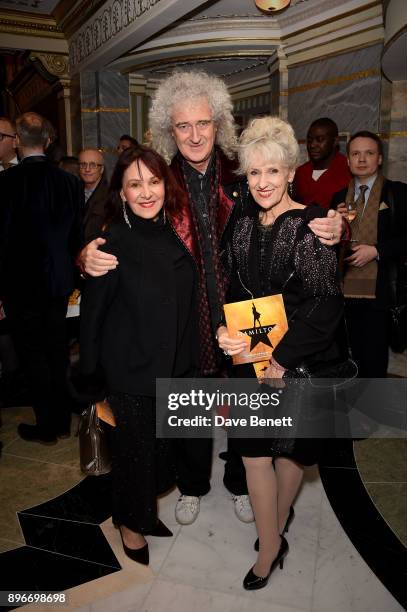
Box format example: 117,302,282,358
53,0,106,38
122,50,274,75
156,17,281,38
188,13,272,21
30,52,69,78
146,56,270,79
277,0,381,30
69,0,166,71
108,15,281,73
109,0,382,76
0,9,64,38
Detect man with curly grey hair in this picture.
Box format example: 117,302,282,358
80,69,343,527
150,70,254,526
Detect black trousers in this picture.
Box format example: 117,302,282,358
3,294,71,434
109,393,175,532
175,435,248,497
345,298,389,378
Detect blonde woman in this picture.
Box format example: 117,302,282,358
217,117,343,590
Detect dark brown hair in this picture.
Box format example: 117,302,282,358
119,134,139,147
104,145,183,225
346,131,383,157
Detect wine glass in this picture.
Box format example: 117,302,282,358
347,201,358,222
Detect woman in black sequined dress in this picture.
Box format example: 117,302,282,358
217,117,343,590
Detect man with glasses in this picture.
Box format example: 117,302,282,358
0,117,17,172
78,148,108,242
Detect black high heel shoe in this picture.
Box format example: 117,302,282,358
118,527,149,565
254,505,294,552
147,519,173,537
243,536,289,591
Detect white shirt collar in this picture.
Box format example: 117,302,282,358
354,174,377,196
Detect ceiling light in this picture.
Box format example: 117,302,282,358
254,0,291,13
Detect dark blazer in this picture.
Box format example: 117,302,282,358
83,173,109,243
330,179,407,306
0,156,83,300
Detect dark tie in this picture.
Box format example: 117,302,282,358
355,184,368,211
353,185,369,239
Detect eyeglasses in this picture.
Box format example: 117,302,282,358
173,120,214,134
0,132,16,141
79,162,104,170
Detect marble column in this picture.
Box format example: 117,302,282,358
379,76,393,174
385,80,407,181
80,71,130,177
129,74,147,144
57,80,73,155
70,73,82,157
268,47,288,120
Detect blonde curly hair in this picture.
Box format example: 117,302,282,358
238,116,299,174
149,70,237,161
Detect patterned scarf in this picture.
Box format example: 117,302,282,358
343,173,384,298
182,152,227,375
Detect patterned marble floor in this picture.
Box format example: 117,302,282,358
0,410,405,612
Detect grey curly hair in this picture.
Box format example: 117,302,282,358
238,116,300,174
149,70,237,161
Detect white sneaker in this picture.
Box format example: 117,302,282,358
175,495,200,525
232,494,254,523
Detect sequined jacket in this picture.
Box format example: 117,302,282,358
226,203,344,371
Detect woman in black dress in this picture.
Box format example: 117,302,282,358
80,146,197,565
217,117,343,590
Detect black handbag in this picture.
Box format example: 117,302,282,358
78,402,112,476
279,267,358,388
387,185,407,353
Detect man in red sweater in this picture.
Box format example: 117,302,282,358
294,117,352,209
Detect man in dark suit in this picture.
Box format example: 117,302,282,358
331,131,407,377
0,112,83,444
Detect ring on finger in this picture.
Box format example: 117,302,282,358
223,349,229,356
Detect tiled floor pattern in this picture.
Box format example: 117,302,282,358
1,410,404,612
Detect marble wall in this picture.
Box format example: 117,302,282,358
233,92,271,128
386,80,407,181
69,73,82,157
270,70,281,117
80,71,130,177
287,44,383,141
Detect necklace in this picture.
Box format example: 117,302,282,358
259,200,292,226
